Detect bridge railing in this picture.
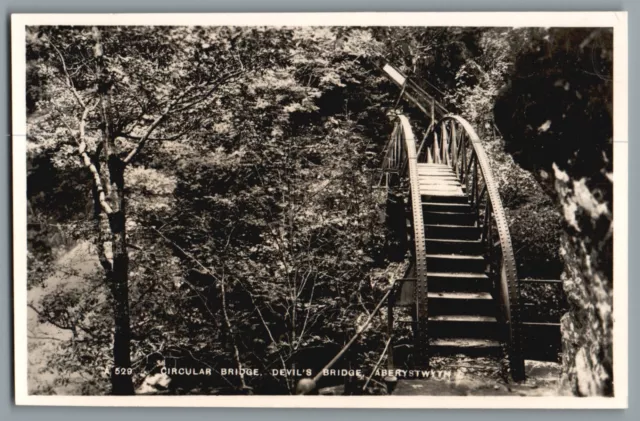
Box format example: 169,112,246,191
382,114,431,369
381,62,525,381
519,279,564,362
421,115,526,380
381,116,407,181
298,63,528,395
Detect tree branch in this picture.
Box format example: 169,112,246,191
122,60,250,165
49,40,86,109
74,99,114,215
237,279,290,389
169,68,246,114
123,100,175,165
92,189,113,273
219,271,248,390
55,99,113,216
119,130,189,142
151,227,218,278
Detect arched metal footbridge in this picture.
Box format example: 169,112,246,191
296,63,563,395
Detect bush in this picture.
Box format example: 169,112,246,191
482,134,564,280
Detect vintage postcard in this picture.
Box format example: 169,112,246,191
11,12,628,408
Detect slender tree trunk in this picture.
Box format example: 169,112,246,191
110,239,134,395
107,166,135,395
90,26,135,395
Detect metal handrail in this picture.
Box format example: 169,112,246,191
379,115,430,369
296,114,432,395
296,62,527,396
421,115,525,380
380,61,525,381
380,63,450,116
295,285,395,395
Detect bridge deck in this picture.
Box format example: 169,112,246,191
417,164,464,197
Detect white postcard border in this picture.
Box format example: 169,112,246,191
11,11,629,408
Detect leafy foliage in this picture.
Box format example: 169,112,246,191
27,25,397,395
26,25,578,395
375,27,565,280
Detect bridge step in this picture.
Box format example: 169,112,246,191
417,163,451,167
418,172,459,179
426,238,482,254
418,168,456,173
427,272,491,293
427,254,485,273
429,338,502,357
418,181,462,189
418,175,463,182
419,180,461,189
418,169,458,176
422,202,472,213
417,164,455,170
428,291,495,316
418,171,458,178
429,315,500,340
421,193,468,203
417,167,456,175
425,224,481,240
418,174,457,180
399,164,506,364
424,210,476,226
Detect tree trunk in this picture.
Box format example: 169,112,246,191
110,239,134,395
91,26,135,394
107,168,134,395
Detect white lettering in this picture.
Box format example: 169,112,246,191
221,368,260,376
322,369,363,377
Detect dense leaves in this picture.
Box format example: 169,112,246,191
26,25,591,395
27,25,397,395
375,27,567,280
493,28,613,396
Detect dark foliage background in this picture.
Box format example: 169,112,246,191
493,27,613,396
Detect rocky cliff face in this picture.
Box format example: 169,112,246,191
556,170,613,396
494,28,613,396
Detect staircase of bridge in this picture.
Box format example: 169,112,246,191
296,63,563,395
381,111,526,382
415,162,503,358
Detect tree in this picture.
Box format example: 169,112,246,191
27,25,293,394
154,27,393,393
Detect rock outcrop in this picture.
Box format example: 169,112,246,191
494,28,613,396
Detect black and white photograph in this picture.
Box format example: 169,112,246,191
11,12,627,407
